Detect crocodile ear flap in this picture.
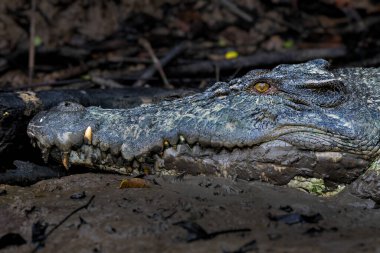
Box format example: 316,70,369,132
245,69,270,77
273,59,331,72
306,59,330,70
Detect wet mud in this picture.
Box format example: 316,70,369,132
1,173,380,252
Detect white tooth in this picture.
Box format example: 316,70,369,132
179,135,186,144
84,126,92,145
62,152,70,170
163,140,170,148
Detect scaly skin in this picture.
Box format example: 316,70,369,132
27,59,380,199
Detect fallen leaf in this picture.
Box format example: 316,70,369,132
268,212,323,225
119,178,151,189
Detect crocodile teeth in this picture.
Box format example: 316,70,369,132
41,147,50,163
84,126,92,145
177,144,192,155
179,135,186,144
132,159,140,169
163,140,170,148
62,152,70,170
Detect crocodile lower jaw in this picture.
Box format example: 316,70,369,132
43,139,369,186
162,141,368,185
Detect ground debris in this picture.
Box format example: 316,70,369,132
1,174,379,252
268,212,323,225
173,220,251,242
31,195,95,253
0,233,26,250
303,226,338,237
70,191,86,200
119,178,151,189
0,160,65,186
0,189,7,196
224,239,258,253
32,221,48,244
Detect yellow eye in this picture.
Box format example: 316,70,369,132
253,82,270,93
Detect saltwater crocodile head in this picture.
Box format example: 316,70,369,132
27,59,380,188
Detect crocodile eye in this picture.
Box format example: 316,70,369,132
253,82,270,93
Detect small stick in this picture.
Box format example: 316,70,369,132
90,76,124,88
28,0,37,86
133,41,188,88
31,195,95,253
215,64,220,82
135,38,173,89
219,0,253,22
12,78,86,90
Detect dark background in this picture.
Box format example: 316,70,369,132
0,0,379,90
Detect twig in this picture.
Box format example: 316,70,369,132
215,64,220,82
225,239,257,253
174,220,251,242
90,76,124,88
12,79,87,90
28,0,37,86
226,66,243,82
135,38,172,89
168,47,347,75
39,63,89,83
133,41,188,88
31,195,95,253
219,0,253,22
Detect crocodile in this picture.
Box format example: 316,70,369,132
27,59,380,200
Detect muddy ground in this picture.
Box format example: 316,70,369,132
1,173,380,253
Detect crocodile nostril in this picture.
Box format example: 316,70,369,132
56,101,85,112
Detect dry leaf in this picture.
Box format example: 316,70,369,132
119,178,151,189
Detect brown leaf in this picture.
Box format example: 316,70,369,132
119,178,151,189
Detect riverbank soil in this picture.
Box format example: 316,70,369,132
1,174,380,253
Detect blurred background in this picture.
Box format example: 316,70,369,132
0,0,380,90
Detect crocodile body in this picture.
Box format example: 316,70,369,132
27,59,380,200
